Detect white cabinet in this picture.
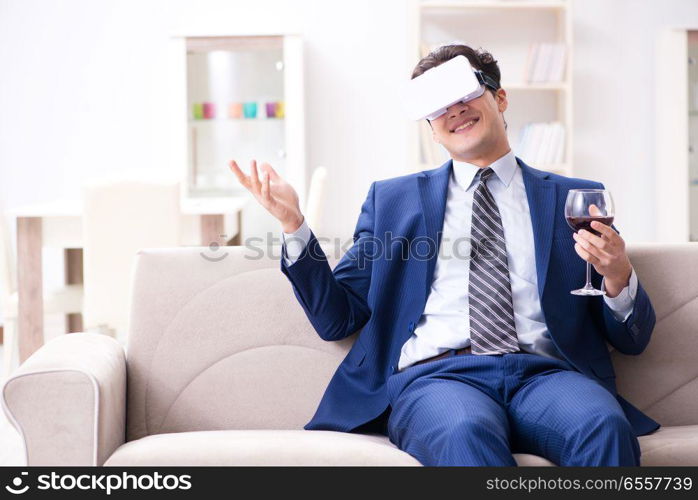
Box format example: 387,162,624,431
168,34,306,241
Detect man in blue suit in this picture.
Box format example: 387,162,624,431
229,44,660,466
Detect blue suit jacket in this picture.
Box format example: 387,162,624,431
280,156,660,437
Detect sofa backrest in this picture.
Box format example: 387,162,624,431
125,242,698,441
125,244,351,441
611,243,698,428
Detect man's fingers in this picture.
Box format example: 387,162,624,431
574,231,611,256
576,227,610,251
590,220,616,239
261,170,274,205
228,160,250,187
260,162,282,182
588,203,603,217
574,243,601,266
574,234,612,267
249,159,262,195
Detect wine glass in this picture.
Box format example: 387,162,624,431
564,189,615,296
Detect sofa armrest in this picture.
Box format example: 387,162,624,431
1,332,126,465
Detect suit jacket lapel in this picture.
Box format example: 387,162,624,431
417,159,452,304
518,157,556,298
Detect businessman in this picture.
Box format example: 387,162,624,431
228,44,660,466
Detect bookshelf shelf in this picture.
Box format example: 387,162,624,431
407,0,574,176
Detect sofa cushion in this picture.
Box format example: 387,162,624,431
103,430,421,466
103,429,556,466
103,425,698,466
637,424,698,466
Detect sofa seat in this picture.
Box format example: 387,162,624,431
637,424,698,466
103,429,558,466
103,429,421,466
103,425,698,466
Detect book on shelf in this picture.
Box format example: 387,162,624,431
525,42,567,83
515,121,565,168
420,40,566,84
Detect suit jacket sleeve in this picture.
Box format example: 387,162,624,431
279,181,376,341
588,183,656,355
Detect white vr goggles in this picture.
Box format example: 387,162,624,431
400,54,500,122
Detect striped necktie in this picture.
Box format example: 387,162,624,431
468,167,520,355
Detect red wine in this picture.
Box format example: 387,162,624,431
566,215,614,236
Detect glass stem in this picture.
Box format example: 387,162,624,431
585,261,593,289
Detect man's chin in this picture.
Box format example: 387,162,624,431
451,143,482,160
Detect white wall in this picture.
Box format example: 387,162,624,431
1,0,698,273
0,0,409,251
573,0,698,242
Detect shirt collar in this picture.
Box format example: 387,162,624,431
451,149,517,191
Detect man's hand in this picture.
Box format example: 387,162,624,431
572,215,632,298
228,159,304,233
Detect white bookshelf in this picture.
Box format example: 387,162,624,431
655,28,698,242
407,0,574,176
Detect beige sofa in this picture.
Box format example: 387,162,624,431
3,243,698,466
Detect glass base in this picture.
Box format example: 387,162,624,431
570,287,606,296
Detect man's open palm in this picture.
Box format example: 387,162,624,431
228,159,303,232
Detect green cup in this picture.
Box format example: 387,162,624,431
192,103,203,120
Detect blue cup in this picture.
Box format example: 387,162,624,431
243,102,257,118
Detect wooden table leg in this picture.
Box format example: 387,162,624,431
230,210,242,246
64,248,83,333
17,217,43,363
200,214,225,247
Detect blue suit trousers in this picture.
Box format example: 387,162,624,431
385,351,642,466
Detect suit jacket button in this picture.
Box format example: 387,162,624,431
408,321,415,332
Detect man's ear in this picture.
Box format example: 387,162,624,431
496,88,508,113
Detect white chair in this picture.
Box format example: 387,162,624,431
0,209,84,381
303,166,328,236
81,178,182,347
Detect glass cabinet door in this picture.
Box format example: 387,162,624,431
169,34,305,242
185,36,286,197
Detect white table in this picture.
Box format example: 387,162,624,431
6,196,249,363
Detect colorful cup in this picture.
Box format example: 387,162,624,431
275,100,285,118
243,101,258,118
192,103,203,120
228,102,243,119
265,102,277,118
203,102,215,119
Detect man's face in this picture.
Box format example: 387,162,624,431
428,88,509,165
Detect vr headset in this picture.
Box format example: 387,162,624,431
401,54,500,122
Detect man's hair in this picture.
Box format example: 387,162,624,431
412,44,506,129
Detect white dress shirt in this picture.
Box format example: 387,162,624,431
281,149,638,372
